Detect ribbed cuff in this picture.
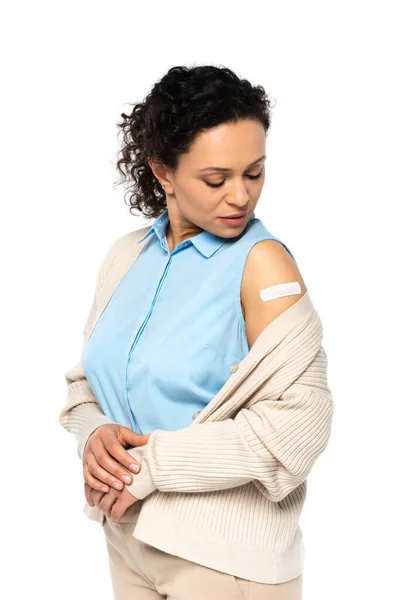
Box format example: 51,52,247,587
124,444,157,499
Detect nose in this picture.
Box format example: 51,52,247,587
229,180,250,207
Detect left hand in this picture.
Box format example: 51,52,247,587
86,481,139,525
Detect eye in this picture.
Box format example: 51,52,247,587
246,169,263,180
205,180,225,189
204,168,263,189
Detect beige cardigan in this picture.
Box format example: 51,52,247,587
60,225,334,584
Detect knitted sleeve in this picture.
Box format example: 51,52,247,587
122,330,334,503
59,238,120,459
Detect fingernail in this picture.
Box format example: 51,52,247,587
130,463,139,473
101,486,108,492
122,475,131,484
113,482,123,490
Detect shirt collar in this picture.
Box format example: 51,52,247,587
137,208,256,259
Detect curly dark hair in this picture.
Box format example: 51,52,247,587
114,64,275,220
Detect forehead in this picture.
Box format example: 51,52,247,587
181,120,266,168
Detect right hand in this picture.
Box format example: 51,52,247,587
82,424,151,494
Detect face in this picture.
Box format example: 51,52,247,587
152,119,266,239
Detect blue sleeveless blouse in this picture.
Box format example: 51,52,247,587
82,209,296,435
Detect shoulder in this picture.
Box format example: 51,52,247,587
241,239,307,348
101,225,151,267
97,225,151,286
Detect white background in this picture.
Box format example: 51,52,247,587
1,1,399,598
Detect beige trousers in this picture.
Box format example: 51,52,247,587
101,502,303,600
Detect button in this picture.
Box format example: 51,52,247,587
192,411,201,420
230,362,239,374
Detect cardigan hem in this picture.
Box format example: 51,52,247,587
131,501,305,585
82,501,106,525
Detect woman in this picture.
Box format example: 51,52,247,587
61,65,333,599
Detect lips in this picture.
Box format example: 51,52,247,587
219,213,247,226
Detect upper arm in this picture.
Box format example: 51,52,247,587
241,240,307,349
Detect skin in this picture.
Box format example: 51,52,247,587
83,424,150,505
151,119,268,253
86,118,307,523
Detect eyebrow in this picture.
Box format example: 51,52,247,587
196,154,266,173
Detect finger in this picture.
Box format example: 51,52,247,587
110,489,138,525
119,426,151,449
86,448,132,489
99,489,120,519
84,482,95,507
91,489,107,509
100,425,151,476
83,458,111,492
104,435,147,475
86,428,139,484
110,498,129,525
96,440,141,482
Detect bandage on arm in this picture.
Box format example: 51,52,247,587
259,281,302,303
